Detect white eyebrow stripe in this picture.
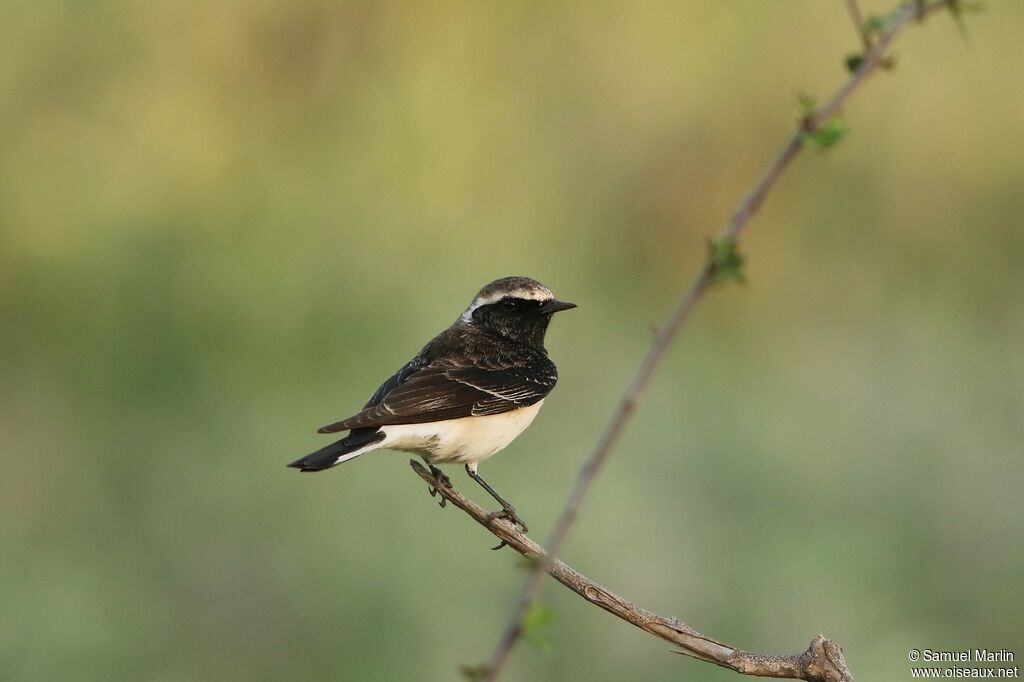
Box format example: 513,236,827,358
461,287,554,319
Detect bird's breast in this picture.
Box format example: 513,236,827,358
380,400,544,464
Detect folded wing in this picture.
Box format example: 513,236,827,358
317,362,557,433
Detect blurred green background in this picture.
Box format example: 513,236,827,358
2,1,1021,680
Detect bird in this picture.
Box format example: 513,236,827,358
288,276,576,534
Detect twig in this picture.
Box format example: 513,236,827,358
410,461,854,682
479,1,959,680
845,0,873,52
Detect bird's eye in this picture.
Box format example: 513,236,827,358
503,299,518,310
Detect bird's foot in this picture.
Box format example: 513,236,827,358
486,506,527,532
485,505,528,550
426,465,452,508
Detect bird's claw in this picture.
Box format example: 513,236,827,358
428,486,446,508
486,506,527,550
428,465,452,488
426,465,452,508
486,506,528,535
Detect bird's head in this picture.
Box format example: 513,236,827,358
461,276,576,347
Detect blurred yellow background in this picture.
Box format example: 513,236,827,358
2,2,1021,680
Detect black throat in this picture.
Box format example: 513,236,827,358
470,300,553,350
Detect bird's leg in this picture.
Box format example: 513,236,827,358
465,465,528,549
426,463,452,508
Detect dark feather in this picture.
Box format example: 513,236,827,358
287,428,385,471
317,325,558,433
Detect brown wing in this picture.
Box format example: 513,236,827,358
317,362,557,432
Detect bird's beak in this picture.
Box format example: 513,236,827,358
544,299,577,314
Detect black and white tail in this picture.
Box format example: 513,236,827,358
287,428,386,472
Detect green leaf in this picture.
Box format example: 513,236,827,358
949,1,968,39
864,6,904,37
864,14,886,36
522,602,556,652
707,236,745,287
948,0,983,42
795,92,816,120
845,53,864,73
460,664,490,681
795,92,846,149
808,116,847,148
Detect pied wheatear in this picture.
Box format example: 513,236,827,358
288,276,575,534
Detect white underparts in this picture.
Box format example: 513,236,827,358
332,400,544,467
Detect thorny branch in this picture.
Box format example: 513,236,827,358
845,0,873,52
480,2,962,679
406,1,965,680
411,461,855,682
